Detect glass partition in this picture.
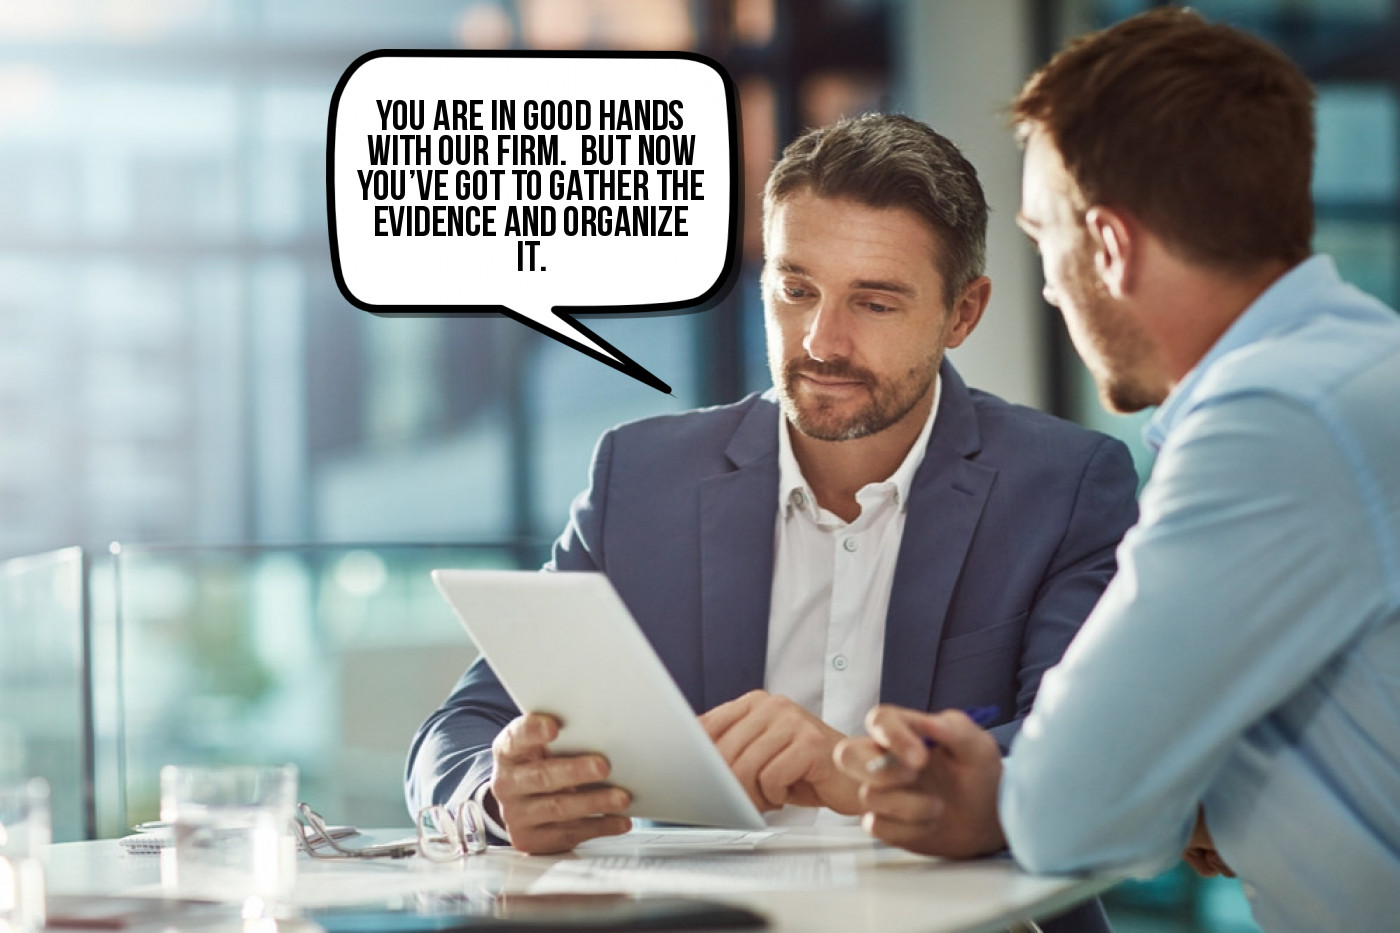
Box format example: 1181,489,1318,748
99,543,529,837
0,547,91,842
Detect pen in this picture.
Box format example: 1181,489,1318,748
865,704,1000,773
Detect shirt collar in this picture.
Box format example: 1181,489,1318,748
1143,254,1339,451
778,374,941,518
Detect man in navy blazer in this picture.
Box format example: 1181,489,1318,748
408,115,1137,918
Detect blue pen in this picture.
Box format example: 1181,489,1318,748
865,704,1000,773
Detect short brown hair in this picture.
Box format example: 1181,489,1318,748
1012,7,1315,270
763,114,987,305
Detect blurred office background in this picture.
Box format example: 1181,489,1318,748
0,1,1394,930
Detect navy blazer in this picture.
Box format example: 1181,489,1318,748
407,360,1139,819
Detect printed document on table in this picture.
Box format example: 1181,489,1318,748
572,826,876,854
574,829,775,853
530,851,860,894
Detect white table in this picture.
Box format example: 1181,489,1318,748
43,827,1118,933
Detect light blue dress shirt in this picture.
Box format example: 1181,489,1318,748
1000,255,1400,931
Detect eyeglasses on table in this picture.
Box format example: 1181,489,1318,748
296,799,488,861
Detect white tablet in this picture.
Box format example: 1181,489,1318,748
431,569,766,830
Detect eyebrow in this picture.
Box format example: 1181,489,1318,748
770,259,918,297
852,278,917,297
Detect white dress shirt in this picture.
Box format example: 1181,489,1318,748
764,377,940,825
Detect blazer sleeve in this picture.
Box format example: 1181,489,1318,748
403,431,615,815
986,434,1139,751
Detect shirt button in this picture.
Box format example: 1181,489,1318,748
842,537,858,553
832,655,848,671
790,489,806,509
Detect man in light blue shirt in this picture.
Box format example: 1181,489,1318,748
835,8,1400,930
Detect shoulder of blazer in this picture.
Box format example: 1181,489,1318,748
599,392,780,476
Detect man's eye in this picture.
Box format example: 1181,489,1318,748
863,301,893,314
782,286,810,300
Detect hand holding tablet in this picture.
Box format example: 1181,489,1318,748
432,570,766,853
488,710,634,854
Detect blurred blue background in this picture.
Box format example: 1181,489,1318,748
0,0,1395,558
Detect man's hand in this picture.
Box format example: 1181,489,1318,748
833,705,1006,858
488,712,632,854
1182,805,1234,877
700,690,859,814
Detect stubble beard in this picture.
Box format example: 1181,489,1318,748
778,356,937,442
1062,247,1164,414
1099,364,1164,414
1085,297,1165,414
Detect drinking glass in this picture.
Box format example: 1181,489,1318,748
159,765,298,918
0,778,49,933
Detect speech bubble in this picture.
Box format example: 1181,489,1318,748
326,51,741,394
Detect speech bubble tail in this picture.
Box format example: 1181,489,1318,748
508,309,672,395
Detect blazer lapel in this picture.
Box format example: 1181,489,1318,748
698,397,780,712
881,362,997,710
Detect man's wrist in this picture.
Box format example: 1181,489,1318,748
820,772,865,816
471,780,511,844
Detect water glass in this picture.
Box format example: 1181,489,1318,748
159,764,298,917
0,778,49,933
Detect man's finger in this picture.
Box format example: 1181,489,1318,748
493,713,561,762
510,785,632,829
493,753,610,799
754,740,817,810
703,697,790,812
699,691,762,740
910,709,995,762
859,783,945,824
729,715,795,776
861,811,945,855
511,815,633,855
864,706,936,771
834,736,915,787
723,722,786,811
709,703,769,766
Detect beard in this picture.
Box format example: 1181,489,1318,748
1098,352,1164,414
1060,247,1165,414
776,355,938,442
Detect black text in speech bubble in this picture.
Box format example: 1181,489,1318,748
326,51,741,394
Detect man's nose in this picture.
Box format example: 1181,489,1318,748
801,301,851,362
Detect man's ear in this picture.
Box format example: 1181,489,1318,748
944,275,991,349
1085,206,1134,299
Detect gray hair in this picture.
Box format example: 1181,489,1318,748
763,113,988,305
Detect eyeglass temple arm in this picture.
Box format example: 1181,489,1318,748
298,803,418,859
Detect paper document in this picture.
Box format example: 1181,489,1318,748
575,829,774,853
530,852,859,894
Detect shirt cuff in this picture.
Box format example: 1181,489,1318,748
470,780,512,845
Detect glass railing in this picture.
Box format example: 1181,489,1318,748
95,542,540,838
0,546,92,842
